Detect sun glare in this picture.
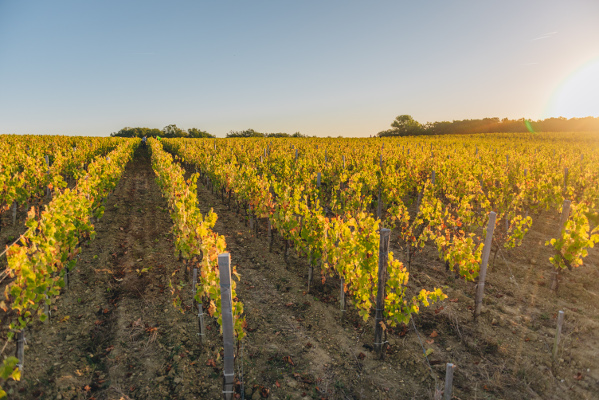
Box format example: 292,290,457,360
545,58,599,118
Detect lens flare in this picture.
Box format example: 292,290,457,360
545,58,599,118
524,120,535,133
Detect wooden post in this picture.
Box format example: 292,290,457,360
474,211,497,320
317,172,321,188
45,155,51,197
552,310,565,361
16,330,24,373
295,149,298,161
551,200,572,291
307,251,313,292
43,291,50,324
249,205,254,236
192,266,206,345
218,253,235,400
563,167,568,193
340,277,345,313
431,170,436,186
11,202,17,226
444,363,455,400
192,267,198,297
267,219,272,251
374,228,391,357
416,191,423,215
64,264,70,289
342,155,345,169
378,154,383,220
377,188,382,220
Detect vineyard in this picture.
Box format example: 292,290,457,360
0,133,598,399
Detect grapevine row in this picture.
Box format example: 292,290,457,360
163,139,447,330
0,136,125,218
167,135,598,290
148,139,245,340
0,139,138,398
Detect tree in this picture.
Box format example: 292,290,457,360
390,115,424,135
226,129,265,138
110,127,161,138
377,115,424,137
111,125,215,138
162,124,186,138
188,128,215,138
376,115,599,137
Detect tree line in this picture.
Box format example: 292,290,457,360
110,125,215,138
377,115,599,137
110,125,309,139
225,128,308,138
110,116,599,139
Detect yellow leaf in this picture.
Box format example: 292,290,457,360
11,367,21,381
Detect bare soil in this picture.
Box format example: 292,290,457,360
3,147,598,399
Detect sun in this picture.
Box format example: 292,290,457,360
545,58,599,118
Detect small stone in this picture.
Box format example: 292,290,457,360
446,347,451,351
173,355,181,362
156,376,165,383
174,377,182,384
252,391,261,400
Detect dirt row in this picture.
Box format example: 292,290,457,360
2,146,598,399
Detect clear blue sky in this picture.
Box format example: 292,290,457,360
1,1,598,137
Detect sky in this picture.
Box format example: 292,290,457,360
1,1,598,137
